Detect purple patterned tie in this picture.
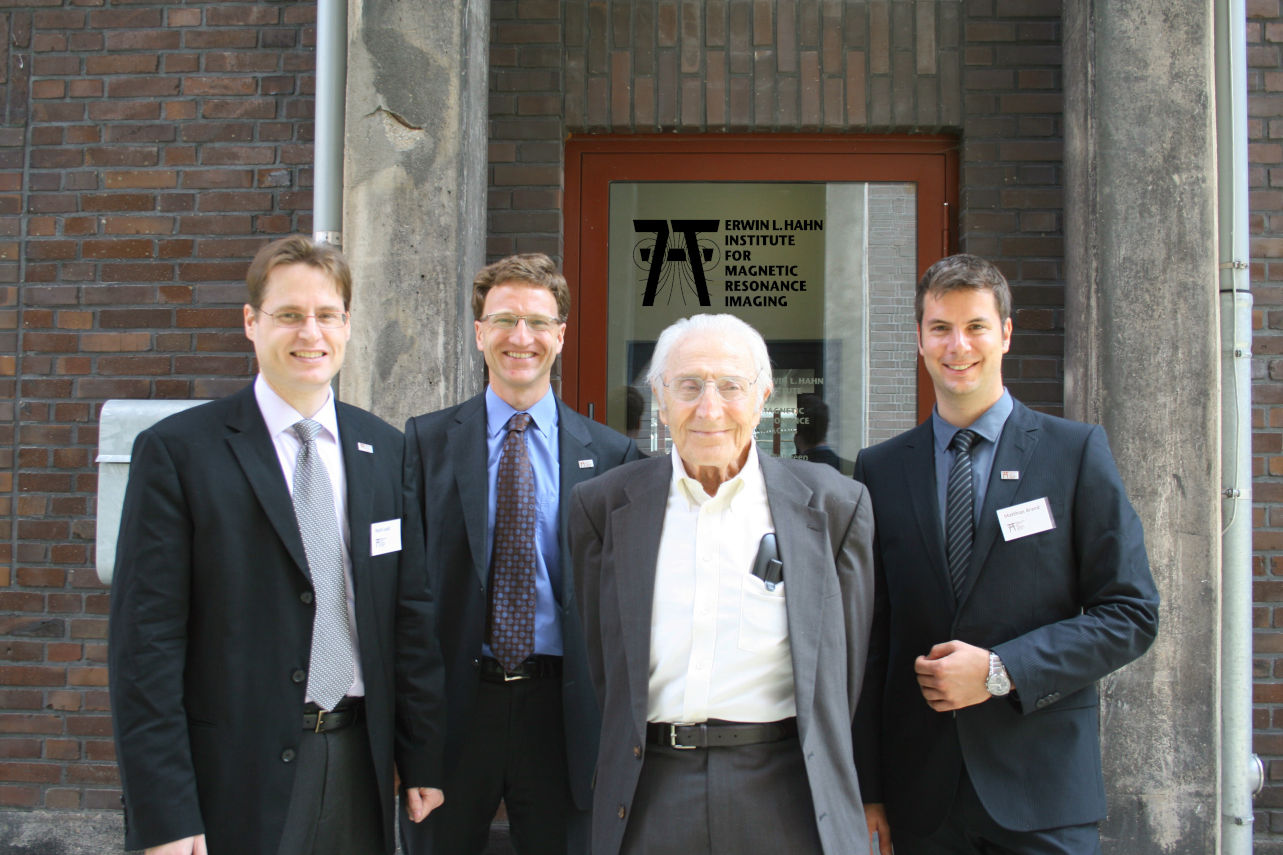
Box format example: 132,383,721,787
487,412,537,671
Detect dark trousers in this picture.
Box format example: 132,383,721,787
276,715,383,855
400,673,579,855
895,767,1102,855
620,735,822,855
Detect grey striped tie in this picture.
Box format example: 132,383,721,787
291,419,354,711
945,429,978,600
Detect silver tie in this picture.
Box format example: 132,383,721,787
291,419,355,711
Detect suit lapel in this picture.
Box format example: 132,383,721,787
556,399,597,594
224,386,310,580
760,457,826,725
447,395,491,589
613,457,670,730
959,401,1041,607
899,421,953,598
336,404,373,592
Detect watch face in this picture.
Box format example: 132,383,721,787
987,672,1010,696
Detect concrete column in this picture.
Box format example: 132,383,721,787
341,0,489,426
1063,1,1220,853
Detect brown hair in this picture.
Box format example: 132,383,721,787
471,253,570,321
914,253,1012,325
245,235,353,310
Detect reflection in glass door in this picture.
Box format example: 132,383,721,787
604,181,919,473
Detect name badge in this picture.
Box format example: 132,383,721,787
371,519,402,556
996,497,1055,542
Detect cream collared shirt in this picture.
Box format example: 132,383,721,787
254,375,364,699
647,444,795,724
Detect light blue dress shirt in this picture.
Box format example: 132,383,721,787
483,386,563,657
932,388,1014,536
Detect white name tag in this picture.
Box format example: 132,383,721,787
997,497,1055,541
370,519,402,556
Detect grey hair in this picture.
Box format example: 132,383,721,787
645,314,773,402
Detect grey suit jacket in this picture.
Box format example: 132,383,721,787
570,453,876,855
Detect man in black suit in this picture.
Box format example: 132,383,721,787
854,253,1160,854
108,236,445,855
401,253,642,855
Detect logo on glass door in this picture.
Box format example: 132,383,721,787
633,219,721,307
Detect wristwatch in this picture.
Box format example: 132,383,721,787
986,651,1011,697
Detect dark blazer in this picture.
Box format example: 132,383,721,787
853,399,1160,836
402,392,642,810
108,384,445,854
570,454,876,855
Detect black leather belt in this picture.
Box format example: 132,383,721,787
478,655,563,683
646,718,798,750
302,698,363,733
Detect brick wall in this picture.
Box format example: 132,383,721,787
1251,0,1283,842
0,0,316,812
489,0,1064,411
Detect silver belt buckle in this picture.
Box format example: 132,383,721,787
668,722,699,750
503,670,527,682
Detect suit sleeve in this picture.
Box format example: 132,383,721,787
108,429,205,850
851,452,888,803
569,482,608,706
992,425,1160,714
393,423,447,787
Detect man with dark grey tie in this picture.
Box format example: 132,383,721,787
853,253,1160,855
109,236,446,855
401,253,641,855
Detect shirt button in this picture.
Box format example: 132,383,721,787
281,748,296,763
299,591,314,605
291,669,306,684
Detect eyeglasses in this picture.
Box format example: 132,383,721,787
480,313,564,333
662,373,761,403
258,309,350,329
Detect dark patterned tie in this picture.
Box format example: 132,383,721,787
945,429,978,601
487,412,537,671
291,419,355,711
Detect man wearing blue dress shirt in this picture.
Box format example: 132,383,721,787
401,254,642,855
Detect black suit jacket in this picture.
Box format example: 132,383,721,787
108,384,445,854
403,392,642,810
853,399,1159,835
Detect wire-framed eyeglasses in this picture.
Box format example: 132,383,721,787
258,309,350,329
480,313,564,333
662,371,762,403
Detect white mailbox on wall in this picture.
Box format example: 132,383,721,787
95,399,207,584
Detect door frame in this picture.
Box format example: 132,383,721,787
563,134,959,421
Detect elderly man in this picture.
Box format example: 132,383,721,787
570,313,876,855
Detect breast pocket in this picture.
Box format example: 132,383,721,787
737,576,788,652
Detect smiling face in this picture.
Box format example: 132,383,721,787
658,333,770,488
917,286,1012,426
243,261,351,417
474,281,566,411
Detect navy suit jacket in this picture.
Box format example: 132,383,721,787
403,392,642,811
109,384,444,854
853,399,1159,836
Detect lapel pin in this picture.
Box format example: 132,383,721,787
1000,470,1019,480
358,442,374,454
578,459,595,469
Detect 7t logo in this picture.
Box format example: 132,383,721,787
633,220,721,307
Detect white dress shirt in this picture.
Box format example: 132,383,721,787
254,374,364,699
647,444,795,724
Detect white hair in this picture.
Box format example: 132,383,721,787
645,314,773,402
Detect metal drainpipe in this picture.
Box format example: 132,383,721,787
312,0,346,248
1217,0,1264,851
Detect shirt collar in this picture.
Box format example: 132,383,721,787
931,387,1013,453
254,374,339,443
485,385,558,441
670,441,763,508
